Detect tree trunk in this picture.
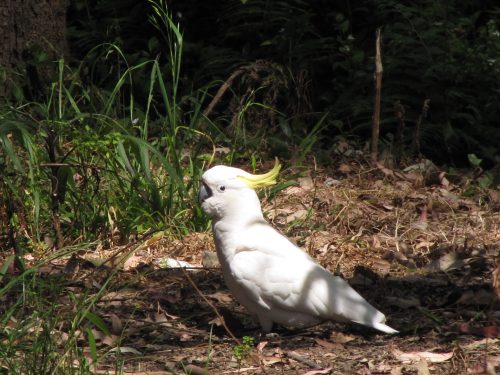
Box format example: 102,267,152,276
0,0,67,97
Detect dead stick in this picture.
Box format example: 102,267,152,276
287,351,320,368
182,269,267,373
412,98,430,156
203,67,246,118
181,267,241,345
371,28,383,165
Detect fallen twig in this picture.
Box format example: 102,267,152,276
181,268,268,373
287,351,320,369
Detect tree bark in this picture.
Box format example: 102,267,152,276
0,0,67,96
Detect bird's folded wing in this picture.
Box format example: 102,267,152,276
229,227,340,316
230,224,379,323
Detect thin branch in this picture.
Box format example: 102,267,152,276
203,67,246,118
181,267,241,344
181,268,267,373
287,351,320,368
412,98,430,157
394,100,405,165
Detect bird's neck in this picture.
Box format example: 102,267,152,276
212,209,264,231
211,195,266,260
212,214,264,264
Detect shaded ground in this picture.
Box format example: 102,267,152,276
13,158,500,373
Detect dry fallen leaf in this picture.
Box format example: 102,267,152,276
451,324,500,338
493,258,500,300
261,356,283,366
467,356,500,375
286,208,308,222
145,231,164,246
123,254,143,270
390,366,403,375
486,356,500,375
208,316,224,327
109,313,122,335
284,186,304,196
462,338,499,349
329,331,356,344
377,162,395,177
338,163,351,174
324,177,341,186
415,358,430,375
302,367,333,375
256,341,268,352
298,176,314,190
439,172,450,188
208,291,233,303
392,348,453,364
214,146,230,154
370,258,391,275
314,338,341,350
102,334,119,347
151,310,179,323
109,346,142,355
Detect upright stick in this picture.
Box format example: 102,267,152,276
371,28,383,165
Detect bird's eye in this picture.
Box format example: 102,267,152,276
218,185,226,192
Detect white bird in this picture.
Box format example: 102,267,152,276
199,159,398,334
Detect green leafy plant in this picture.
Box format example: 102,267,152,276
233,335,255,363
467,153,495,190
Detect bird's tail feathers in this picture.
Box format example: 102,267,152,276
334,294,398,334
370,321,399,334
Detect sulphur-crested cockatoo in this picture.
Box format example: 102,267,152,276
199,159,397,334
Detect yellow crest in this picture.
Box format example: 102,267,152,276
237,158,281,189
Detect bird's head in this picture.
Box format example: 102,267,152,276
199,159,281,221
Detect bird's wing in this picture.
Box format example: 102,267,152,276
230,223,387,326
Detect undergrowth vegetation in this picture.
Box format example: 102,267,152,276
1,3,213,255
0,3,210,372
67,0,500,166
0,244,114,374
3,0,497,250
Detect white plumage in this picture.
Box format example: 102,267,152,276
199,160,397,334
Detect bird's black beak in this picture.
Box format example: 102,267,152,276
199,183,212,203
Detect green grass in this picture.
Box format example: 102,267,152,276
0,244,114,374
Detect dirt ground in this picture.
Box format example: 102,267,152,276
39,159,500,374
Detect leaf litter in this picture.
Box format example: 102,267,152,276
4,157,499,374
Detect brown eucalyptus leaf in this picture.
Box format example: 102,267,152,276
392,348,453,363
